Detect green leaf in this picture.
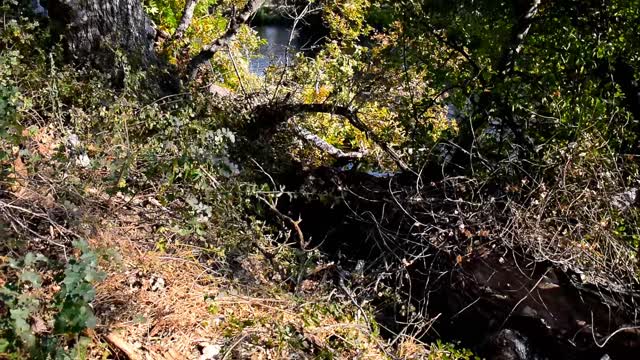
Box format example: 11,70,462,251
19,271,41,288
84,269,106,283
10,308,35,346
23,252,35,266
0,338,10,352
72,239,90,254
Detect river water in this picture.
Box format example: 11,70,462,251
249,24,308,75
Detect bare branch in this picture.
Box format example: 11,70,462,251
173,0,199,40
292,124,366,160
187,0,266,80
227,45,248,98
272,1,315,102
257,195,307,250
255,102,413,172
496,0,542,76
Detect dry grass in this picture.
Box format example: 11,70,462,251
87,200,390,359
502,146,640,289
1,126,392,359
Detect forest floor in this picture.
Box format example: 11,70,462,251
1,124,441,359
85,190,391,359
3,185,397,359
3,119,638,360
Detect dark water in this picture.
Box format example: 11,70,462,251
250,24,323,75
250,25,301,75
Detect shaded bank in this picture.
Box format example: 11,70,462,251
249,162,640,360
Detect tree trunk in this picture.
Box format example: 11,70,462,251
48,0,156,66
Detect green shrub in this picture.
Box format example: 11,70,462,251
0,240,106,359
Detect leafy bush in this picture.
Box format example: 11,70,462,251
0,240,106,359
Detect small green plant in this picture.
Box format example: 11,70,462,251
428,340,480,360
0,252,48,352
53,240,106,335
0,240,106,358
0,49,23,178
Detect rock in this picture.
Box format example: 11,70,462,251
76,153,91,167
485,329,532,360
212,315,225,327
150,276,165,291
199,344,222,360
68,134,81,149
126,271,143,290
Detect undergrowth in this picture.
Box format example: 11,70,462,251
0,9,476,359
0,240,106,359
3,1,638,359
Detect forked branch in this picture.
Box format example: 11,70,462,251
187,0,266,79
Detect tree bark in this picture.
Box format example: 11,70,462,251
174,0,200,40
292,124,366,160
252,102,412,172
48,0,156,66
496,0,542,75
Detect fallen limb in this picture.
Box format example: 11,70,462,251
105,332,142,360
292,124,366,160
254,102,412,172
257,195,307,250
